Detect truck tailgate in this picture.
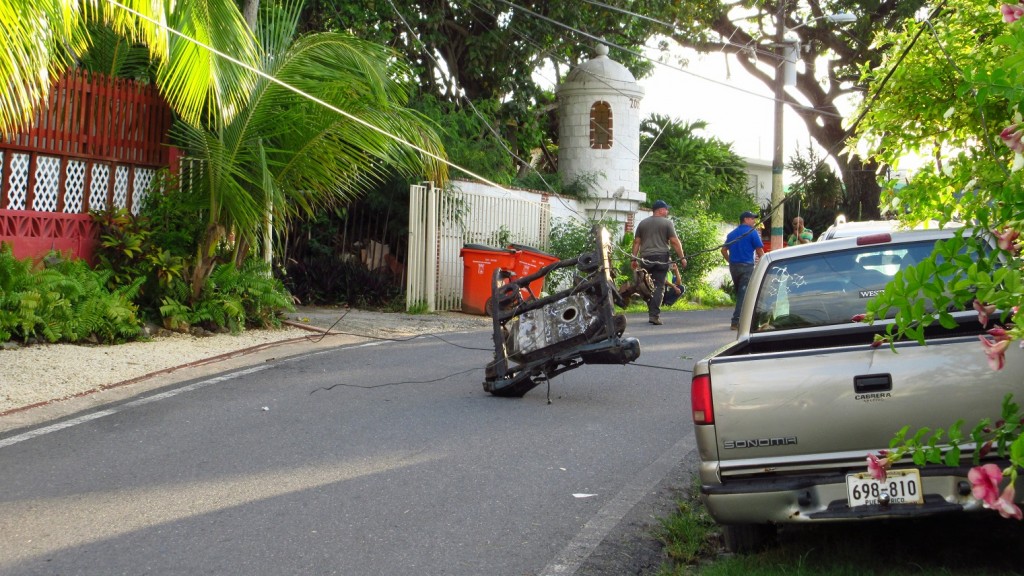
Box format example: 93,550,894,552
708,336,1020,475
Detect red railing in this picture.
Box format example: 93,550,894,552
0,71,173,262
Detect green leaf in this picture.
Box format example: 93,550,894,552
944,447,962,466
912,451,927,466
1011,436,1024,467
937,312,959,329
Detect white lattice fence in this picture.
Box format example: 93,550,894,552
407,181,554,313
0,151,157,214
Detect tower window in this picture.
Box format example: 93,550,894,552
590,101,613,150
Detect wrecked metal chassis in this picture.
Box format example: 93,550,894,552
483,227,641,397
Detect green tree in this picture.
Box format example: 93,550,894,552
784,145,845,236
853,0,1024,508
638,115,753,220
174,0,447,301
412,95,515,186
663,0,931,221
0,0,258,137
298,0,676,168
854,0,1010,228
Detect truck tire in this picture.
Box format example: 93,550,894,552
722,524,775,554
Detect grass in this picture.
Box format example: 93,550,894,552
654,474,1024,575
619,281,733,316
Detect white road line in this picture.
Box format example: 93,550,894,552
0,365,272,449
538,433,697,576
0,410,118,448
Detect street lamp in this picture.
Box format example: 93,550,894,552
769,11,855,251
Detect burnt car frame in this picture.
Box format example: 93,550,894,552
483,226,641,398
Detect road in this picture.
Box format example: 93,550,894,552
0,309,734,576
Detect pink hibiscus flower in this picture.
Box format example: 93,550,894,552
1002,3,1024,22
867,453,890,482
988,485,1023,520
1002,124,1024,152
987,326,1011,341
974,300,997,326
969,463,1004,505
993,228,1021,253
979,335,1011,370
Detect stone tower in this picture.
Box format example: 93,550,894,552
556,43,645,228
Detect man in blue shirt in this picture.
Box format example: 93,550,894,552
721,211,765,330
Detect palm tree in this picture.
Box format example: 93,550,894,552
172,0,447,301
1,0,258,137
3,0,448,302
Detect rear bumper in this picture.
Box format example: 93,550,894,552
700,465,1015,524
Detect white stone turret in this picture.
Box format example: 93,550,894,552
556,43,645,227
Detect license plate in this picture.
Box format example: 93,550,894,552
846,469,924,507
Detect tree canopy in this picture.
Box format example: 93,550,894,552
296,0,673,167
0,0,259,137
638,115,754,220
647,0,927,220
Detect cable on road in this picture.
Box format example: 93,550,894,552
292,309,492,351
301,311,694,396
310,367,482,393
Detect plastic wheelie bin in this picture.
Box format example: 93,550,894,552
508,243,560,298
459,244,517,315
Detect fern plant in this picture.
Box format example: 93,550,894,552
0,246,142,344
190,260,293,332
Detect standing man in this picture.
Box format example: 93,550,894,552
787,216,814,246
721,210,765,330
632,200,687,325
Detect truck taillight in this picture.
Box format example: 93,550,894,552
691,374,714,424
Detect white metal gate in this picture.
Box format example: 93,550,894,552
406,181,552,312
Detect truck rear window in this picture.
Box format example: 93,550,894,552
751,241,949,332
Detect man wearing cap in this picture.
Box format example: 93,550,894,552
721,211,765,330
631,200,687,325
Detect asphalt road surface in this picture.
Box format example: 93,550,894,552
0,309,734,576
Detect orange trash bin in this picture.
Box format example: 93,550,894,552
459,244,517,315
508,243,560,299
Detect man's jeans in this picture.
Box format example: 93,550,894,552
729,262,755,325
641,253,670,319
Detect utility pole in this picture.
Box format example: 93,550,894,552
770,0,787,251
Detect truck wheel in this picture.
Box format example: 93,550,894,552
722,524,775,554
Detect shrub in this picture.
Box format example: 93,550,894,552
0,245,142,344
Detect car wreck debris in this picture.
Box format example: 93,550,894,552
483,226,641,397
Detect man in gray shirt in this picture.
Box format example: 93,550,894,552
631,200,687,325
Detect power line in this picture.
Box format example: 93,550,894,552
491,0,845,120
105,0,555,214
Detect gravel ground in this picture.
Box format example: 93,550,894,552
0,306,491,415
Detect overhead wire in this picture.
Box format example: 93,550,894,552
104,0,569,221
456,0,771,228
107,0,931,273
391,0,860,238
149,2,953,379
387,0,588,222
94,0,889,386
463,0,863,263
492,0,847,120
720,2,957,257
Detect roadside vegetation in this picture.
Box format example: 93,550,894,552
653,475,1024,575
0,180,294,344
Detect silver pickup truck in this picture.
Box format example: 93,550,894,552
691,228,1022,552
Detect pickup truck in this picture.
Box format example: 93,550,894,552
691,228,1022,552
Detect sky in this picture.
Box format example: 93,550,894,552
635,46,819,165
